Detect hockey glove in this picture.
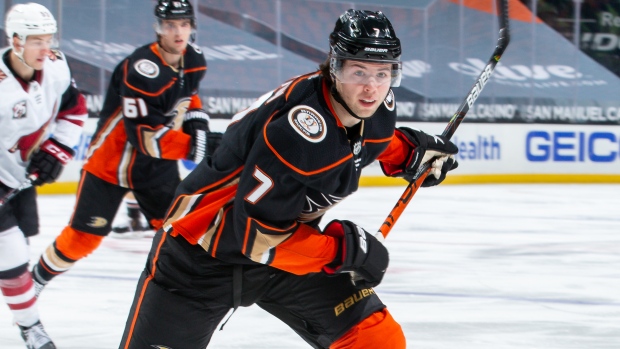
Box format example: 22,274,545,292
322,220,389,289
183,109,222,163
380,127,459,187
26,138,75,186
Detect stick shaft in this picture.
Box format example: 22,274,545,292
377,0,510,239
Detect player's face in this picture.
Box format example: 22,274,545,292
335,60,392,119
159,19,193,54
20,34,55,70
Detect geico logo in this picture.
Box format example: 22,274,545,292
450,58,582,81
526,131,619,162
334,288,375,316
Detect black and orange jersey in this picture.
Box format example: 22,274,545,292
83,42,206,189
163,72,409,275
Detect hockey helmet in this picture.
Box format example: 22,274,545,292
155,0,195,20
154,0,196,34
329,10,402,87
5,3,57,43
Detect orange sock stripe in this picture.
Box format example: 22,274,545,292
330,309,405,349
38,259,63,275
55,226,104,261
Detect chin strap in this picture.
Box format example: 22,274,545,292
330,84,365,120
11,47,36,71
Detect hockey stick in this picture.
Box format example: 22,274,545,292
0,175,37,208
377,0,510,240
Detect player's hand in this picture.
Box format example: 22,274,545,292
322,220,389,288
183,109,210,163
26,138,74,186
380,127,459,187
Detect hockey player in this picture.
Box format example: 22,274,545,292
31,0,222,295
0,3,87,348
119,9,459,349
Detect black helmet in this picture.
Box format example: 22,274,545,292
155,0,195,21
330,9,401,63
329,9,402,87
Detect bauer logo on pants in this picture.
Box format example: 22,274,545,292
288,105,326,143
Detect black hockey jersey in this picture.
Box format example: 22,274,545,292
83,42,206,189
163,72,408,275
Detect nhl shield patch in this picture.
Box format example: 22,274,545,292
288,106,326,143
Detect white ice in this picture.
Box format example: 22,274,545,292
1,184,619,348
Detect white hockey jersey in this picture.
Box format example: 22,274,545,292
0,47,87,188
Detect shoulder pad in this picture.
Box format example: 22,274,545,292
124,56,167,96
184,43,207,70
265,105,350,176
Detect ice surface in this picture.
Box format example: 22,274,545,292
1,184,619,348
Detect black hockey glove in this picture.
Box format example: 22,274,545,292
26,138,75,186
380,127,459,187
322,220,389,289
183,109,222,163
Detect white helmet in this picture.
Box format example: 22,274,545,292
5,3,57,43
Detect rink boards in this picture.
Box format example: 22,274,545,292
37,120,620,195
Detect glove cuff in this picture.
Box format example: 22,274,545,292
41,138,74,165
184,109,210,122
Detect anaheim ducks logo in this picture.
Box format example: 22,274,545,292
383,89,395,111
288,106,326,143
87,217,108,228
135,59,160,78
165,97,191,130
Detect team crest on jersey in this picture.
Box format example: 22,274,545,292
135,59,160,78
288,106,326,143
165,97,191,130
12,101,27,119
87,217,108,228
383,89,395,111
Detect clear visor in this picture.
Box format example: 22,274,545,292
155,19,195,35
331,58,402,87
21,35,59,50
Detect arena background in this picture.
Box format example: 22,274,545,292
2,0,620,194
